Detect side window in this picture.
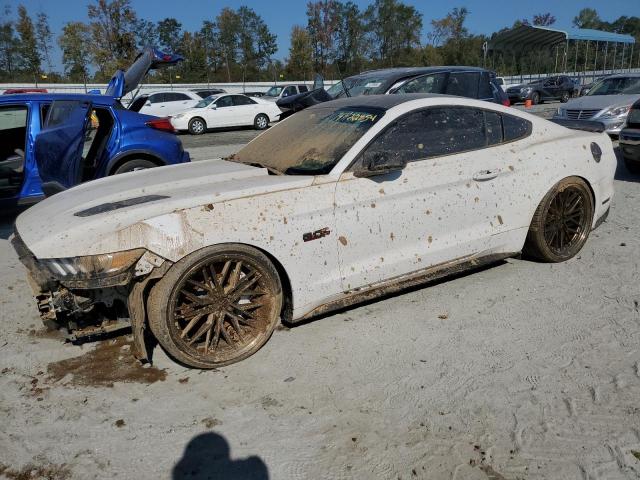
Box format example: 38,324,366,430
232,95,256,106
362,107,488,164
45,100,88,128
148,93,164,104
215,96,233,108
478,73,493,99
446,72,480,98
282,86,296,97
394,73,447,94
485,111,503,145
298,85,309,93
163,92,190,102
40,103,51,128
503,114,532,141
0,104,28,131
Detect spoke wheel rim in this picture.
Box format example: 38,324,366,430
542,186,589,256
168,256,277,363
192,120,203,133
257,116,267,128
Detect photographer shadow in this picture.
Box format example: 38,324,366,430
172,432,269,480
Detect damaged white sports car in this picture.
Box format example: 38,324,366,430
12,95,616,368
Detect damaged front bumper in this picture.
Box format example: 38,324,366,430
11,232,170,362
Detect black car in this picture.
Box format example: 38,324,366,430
277,66,509,118
620,99,640,174
506,75,574,105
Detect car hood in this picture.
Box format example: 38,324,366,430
562,94,640,111
15,159,313,259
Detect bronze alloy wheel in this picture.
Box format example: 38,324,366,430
149,245,283,368
524,177,594,263
542,185,589,256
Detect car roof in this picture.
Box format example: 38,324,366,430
307,93,456,112
0,93,114,105
355,66,491,79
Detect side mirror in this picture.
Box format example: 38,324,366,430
210,104,217,109
353,151,407,178
145,101,151,106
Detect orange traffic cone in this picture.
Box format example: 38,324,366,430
525,99,532,109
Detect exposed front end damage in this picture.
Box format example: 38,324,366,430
11,232,171,363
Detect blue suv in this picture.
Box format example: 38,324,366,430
0,48,190,208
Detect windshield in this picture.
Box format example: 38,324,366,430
264,86,283,97
229,106,384,175
327,75,389,98
194,95,219,108
587,77,640,96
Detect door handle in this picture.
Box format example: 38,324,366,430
473,169,500,181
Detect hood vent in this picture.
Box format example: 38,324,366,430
74,195,170,217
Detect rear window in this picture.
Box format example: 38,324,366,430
503,114,532,141
446,72,480,98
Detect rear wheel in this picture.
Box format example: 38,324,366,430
254,114,269,130
113,158,157,174
148,244,283,369
188,117,206,135
524,177,594,263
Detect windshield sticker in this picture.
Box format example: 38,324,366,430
364,82,382,88
329,110,379,124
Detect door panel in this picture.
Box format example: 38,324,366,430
35,100,91,194
334,107,525,290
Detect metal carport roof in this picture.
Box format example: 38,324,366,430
489,25,636,51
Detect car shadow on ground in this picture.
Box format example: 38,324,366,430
172,432,269,480
0,211,20,240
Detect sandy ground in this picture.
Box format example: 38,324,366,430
2,107,640,479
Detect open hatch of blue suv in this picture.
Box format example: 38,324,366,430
0,47,190,209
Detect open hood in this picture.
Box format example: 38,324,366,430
276,74,332,120
105,47,183,99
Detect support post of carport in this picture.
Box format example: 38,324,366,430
593,42,599,79
574,41,579,74
612,42,618,72
554,45,559,74
603,42,609,75
628,43,634,72
583,41,590,76
621,43,627,70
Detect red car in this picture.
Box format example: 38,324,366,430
3,88,48,95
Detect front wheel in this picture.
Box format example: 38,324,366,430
254,114,269,130
530,92,540,105
113,159,157,174
524,177,594,263
148,244,283,369
188,117,207,135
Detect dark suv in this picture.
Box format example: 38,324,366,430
277,67,509,118
620,99,640,174
506,75,574,105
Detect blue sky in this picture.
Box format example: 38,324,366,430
5,0,639,70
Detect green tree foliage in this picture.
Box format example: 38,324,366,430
0,5,18,80
286,25,313,80
87,0,138,80
58,22,91,83
15,5,41,82
35,12,53,71
573,8,602,29
532,13,556,27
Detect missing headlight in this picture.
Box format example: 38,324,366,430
590,142,602,163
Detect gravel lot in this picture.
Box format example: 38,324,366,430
2,103,640,480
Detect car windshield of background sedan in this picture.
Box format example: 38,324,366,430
587,77,640,96
264,86,283,97
230,106,384,175
327,75,389,98
194,95,220,108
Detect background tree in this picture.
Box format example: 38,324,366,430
286,25,313,80
157,18,182,53
87,0,138,80
572,8,602,29
58,21,91,84
136,19,158,50
216,7,240,82
15,5,41,83
334,1,366,75
532,13,556,27
0,5,18,81
306,0,339,75
365,0,422,66
35,12,53,71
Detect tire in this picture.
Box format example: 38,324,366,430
254,114,269,130
524,177,594,263
112,158,157,174
530,92,540,105
148,244,283,369
188,117,206,135
624,157,640,174
560,91,570,103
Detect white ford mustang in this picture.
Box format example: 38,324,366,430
169,93,281,134
12,95,616,368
